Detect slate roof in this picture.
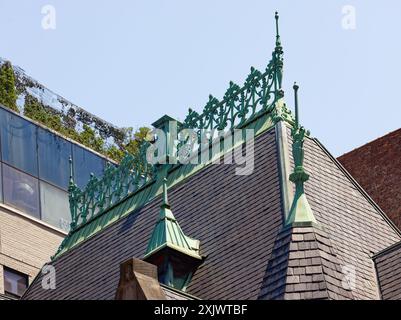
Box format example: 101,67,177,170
54,111,274,257
23,125,283,300
374,241,401,299
162,285,198,300
22,120,401,300
259,225,354,300
0,294,16,300
294,132,400,299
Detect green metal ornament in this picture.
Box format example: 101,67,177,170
285,83,317,226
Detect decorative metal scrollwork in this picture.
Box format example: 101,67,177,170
66,12,289,233
181,45,284,132
68,140,156,230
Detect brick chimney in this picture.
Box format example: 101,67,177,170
115,258,166,300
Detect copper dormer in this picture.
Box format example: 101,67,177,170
144,177,203,291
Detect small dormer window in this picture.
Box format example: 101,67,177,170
144,176,203,291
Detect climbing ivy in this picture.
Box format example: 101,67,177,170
0,61,18,112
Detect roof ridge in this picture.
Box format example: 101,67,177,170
51,12,296,259
64,11,291,235
53,115,279,259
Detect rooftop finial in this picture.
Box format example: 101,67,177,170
68,156,74,186
273,11,284,95
275,11,281,47
162,177,170,208
293,82,299,128
285,84,317,226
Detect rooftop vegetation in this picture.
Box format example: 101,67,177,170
0,59,149,163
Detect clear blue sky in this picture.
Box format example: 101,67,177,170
1,0,400,156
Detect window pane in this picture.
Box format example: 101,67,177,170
38,128,72,190
2,163,40,219
40,181,71,232
0,163,3,202
73,145,105,189
0,107,3,161
4,267,28,298
0,109,38,176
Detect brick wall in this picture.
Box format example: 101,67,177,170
338,128,401,229
0,205,65,296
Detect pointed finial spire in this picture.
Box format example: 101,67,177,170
162,177,170,208
275,11,281,48
293,82,299,128
68,156,74,186
285,84,317,226
273,11,284,96
145,172,202,292
68,155,78,231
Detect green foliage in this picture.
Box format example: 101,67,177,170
23,94,149,163
77,124,105,154
105,126,151,162
105,145,124,162
0,61,18,112
125,127,151,154
0,60,150,164
24,94,64,131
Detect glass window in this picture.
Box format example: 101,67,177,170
38,128,72,190
2,163,40,219
0,163,3,202
0,109,38,176
0,107,3,162
40,181,71,232
3,267,29,298
73,145,105,189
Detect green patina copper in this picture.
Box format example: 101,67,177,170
144,175,202,291
152,114,182,165
54,108,281,258
64,12,292,233
53,12,299,258
144,177,202,261
285,83,317,226
182,13,284,131
67,140,156,229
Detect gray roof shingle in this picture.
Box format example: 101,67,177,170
162,285,197,300
22,122,401,300
23,126,283,300
291,129,400,299
259,225,354,300
374,241,401,300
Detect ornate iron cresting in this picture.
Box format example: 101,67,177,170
64,12,291,235
67,140,156,231
182,12,284,131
